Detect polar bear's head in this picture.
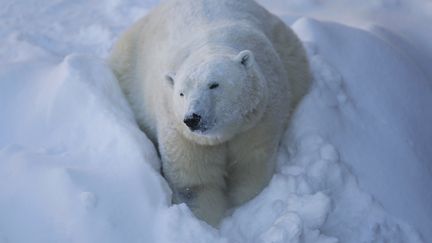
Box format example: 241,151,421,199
166,49,269,145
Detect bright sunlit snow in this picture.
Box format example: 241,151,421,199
0,0,431,243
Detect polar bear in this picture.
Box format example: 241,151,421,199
109,0,310,226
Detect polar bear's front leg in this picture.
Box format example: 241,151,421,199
174,184,228,226
227,120,281,207
158,126,228,227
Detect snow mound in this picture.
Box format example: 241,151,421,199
293,18,432,241
0,54,170,243
1,0,431,243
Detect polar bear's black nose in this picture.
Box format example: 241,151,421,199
184,113,201,130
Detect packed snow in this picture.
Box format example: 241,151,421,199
1,0,431,243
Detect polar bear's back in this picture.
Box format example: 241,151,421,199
149,0,310,102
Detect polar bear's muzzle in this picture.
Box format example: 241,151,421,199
184,113,202,131
183,111,213,133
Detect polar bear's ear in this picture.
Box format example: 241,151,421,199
235,50,254,68
165,72,175,87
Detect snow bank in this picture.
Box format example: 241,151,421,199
1,0,431,243
0,54,171,243
293,18,432,241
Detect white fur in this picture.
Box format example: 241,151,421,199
109,0,310,227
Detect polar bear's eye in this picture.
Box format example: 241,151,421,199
209,83,219,89
180,93,184,97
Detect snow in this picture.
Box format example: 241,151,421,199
0,0,431,243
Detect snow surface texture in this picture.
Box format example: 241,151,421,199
1,0,431,243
